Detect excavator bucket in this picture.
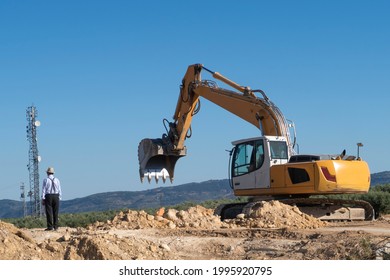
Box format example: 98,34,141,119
138,138,187,183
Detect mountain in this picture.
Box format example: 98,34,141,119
0,199,25,219
0,179,234,219
370,171,390,186
60,179,233,213
1,172,389,219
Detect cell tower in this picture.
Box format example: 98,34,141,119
20,182,27,217
26,105,41,217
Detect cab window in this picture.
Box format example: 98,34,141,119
232,140,264,177
270,141,288,159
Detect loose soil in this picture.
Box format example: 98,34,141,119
1,201,390,260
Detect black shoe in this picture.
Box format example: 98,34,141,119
45,228,53,231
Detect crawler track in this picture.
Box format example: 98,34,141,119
216,198,375,221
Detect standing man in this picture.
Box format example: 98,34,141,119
42,167,62,231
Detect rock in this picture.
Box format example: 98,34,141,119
155,216,165,222
160,244,171,251
236,213,246,219
146,215,155,221
168,222,176,229
177,210,189,220
15,230,35,243
155,207,165,217
164,209,178,221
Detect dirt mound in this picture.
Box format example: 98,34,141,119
227,200,327,229
63,233,173,260
0,221,64,260
89,201,326,231
88,205,224,231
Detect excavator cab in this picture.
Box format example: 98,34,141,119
230,136,289,192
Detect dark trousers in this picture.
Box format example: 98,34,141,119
45,194,60,229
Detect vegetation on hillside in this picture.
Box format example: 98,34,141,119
4,185,390,229
325,184,390,218
358,184,390,216
5,210,119,229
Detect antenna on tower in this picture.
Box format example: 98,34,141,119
20,182,27,217
26,105,42,217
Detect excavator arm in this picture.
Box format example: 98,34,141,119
138,64,295,183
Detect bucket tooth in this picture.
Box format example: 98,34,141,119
147,172,152,183
162,168,168,183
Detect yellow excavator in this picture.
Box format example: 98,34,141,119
138,64,374,221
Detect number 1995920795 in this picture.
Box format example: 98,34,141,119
212,266,272,276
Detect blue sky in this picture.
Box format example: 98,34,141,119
1,0,389,201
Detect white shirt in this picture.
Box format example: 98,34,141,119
42,174,62,200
